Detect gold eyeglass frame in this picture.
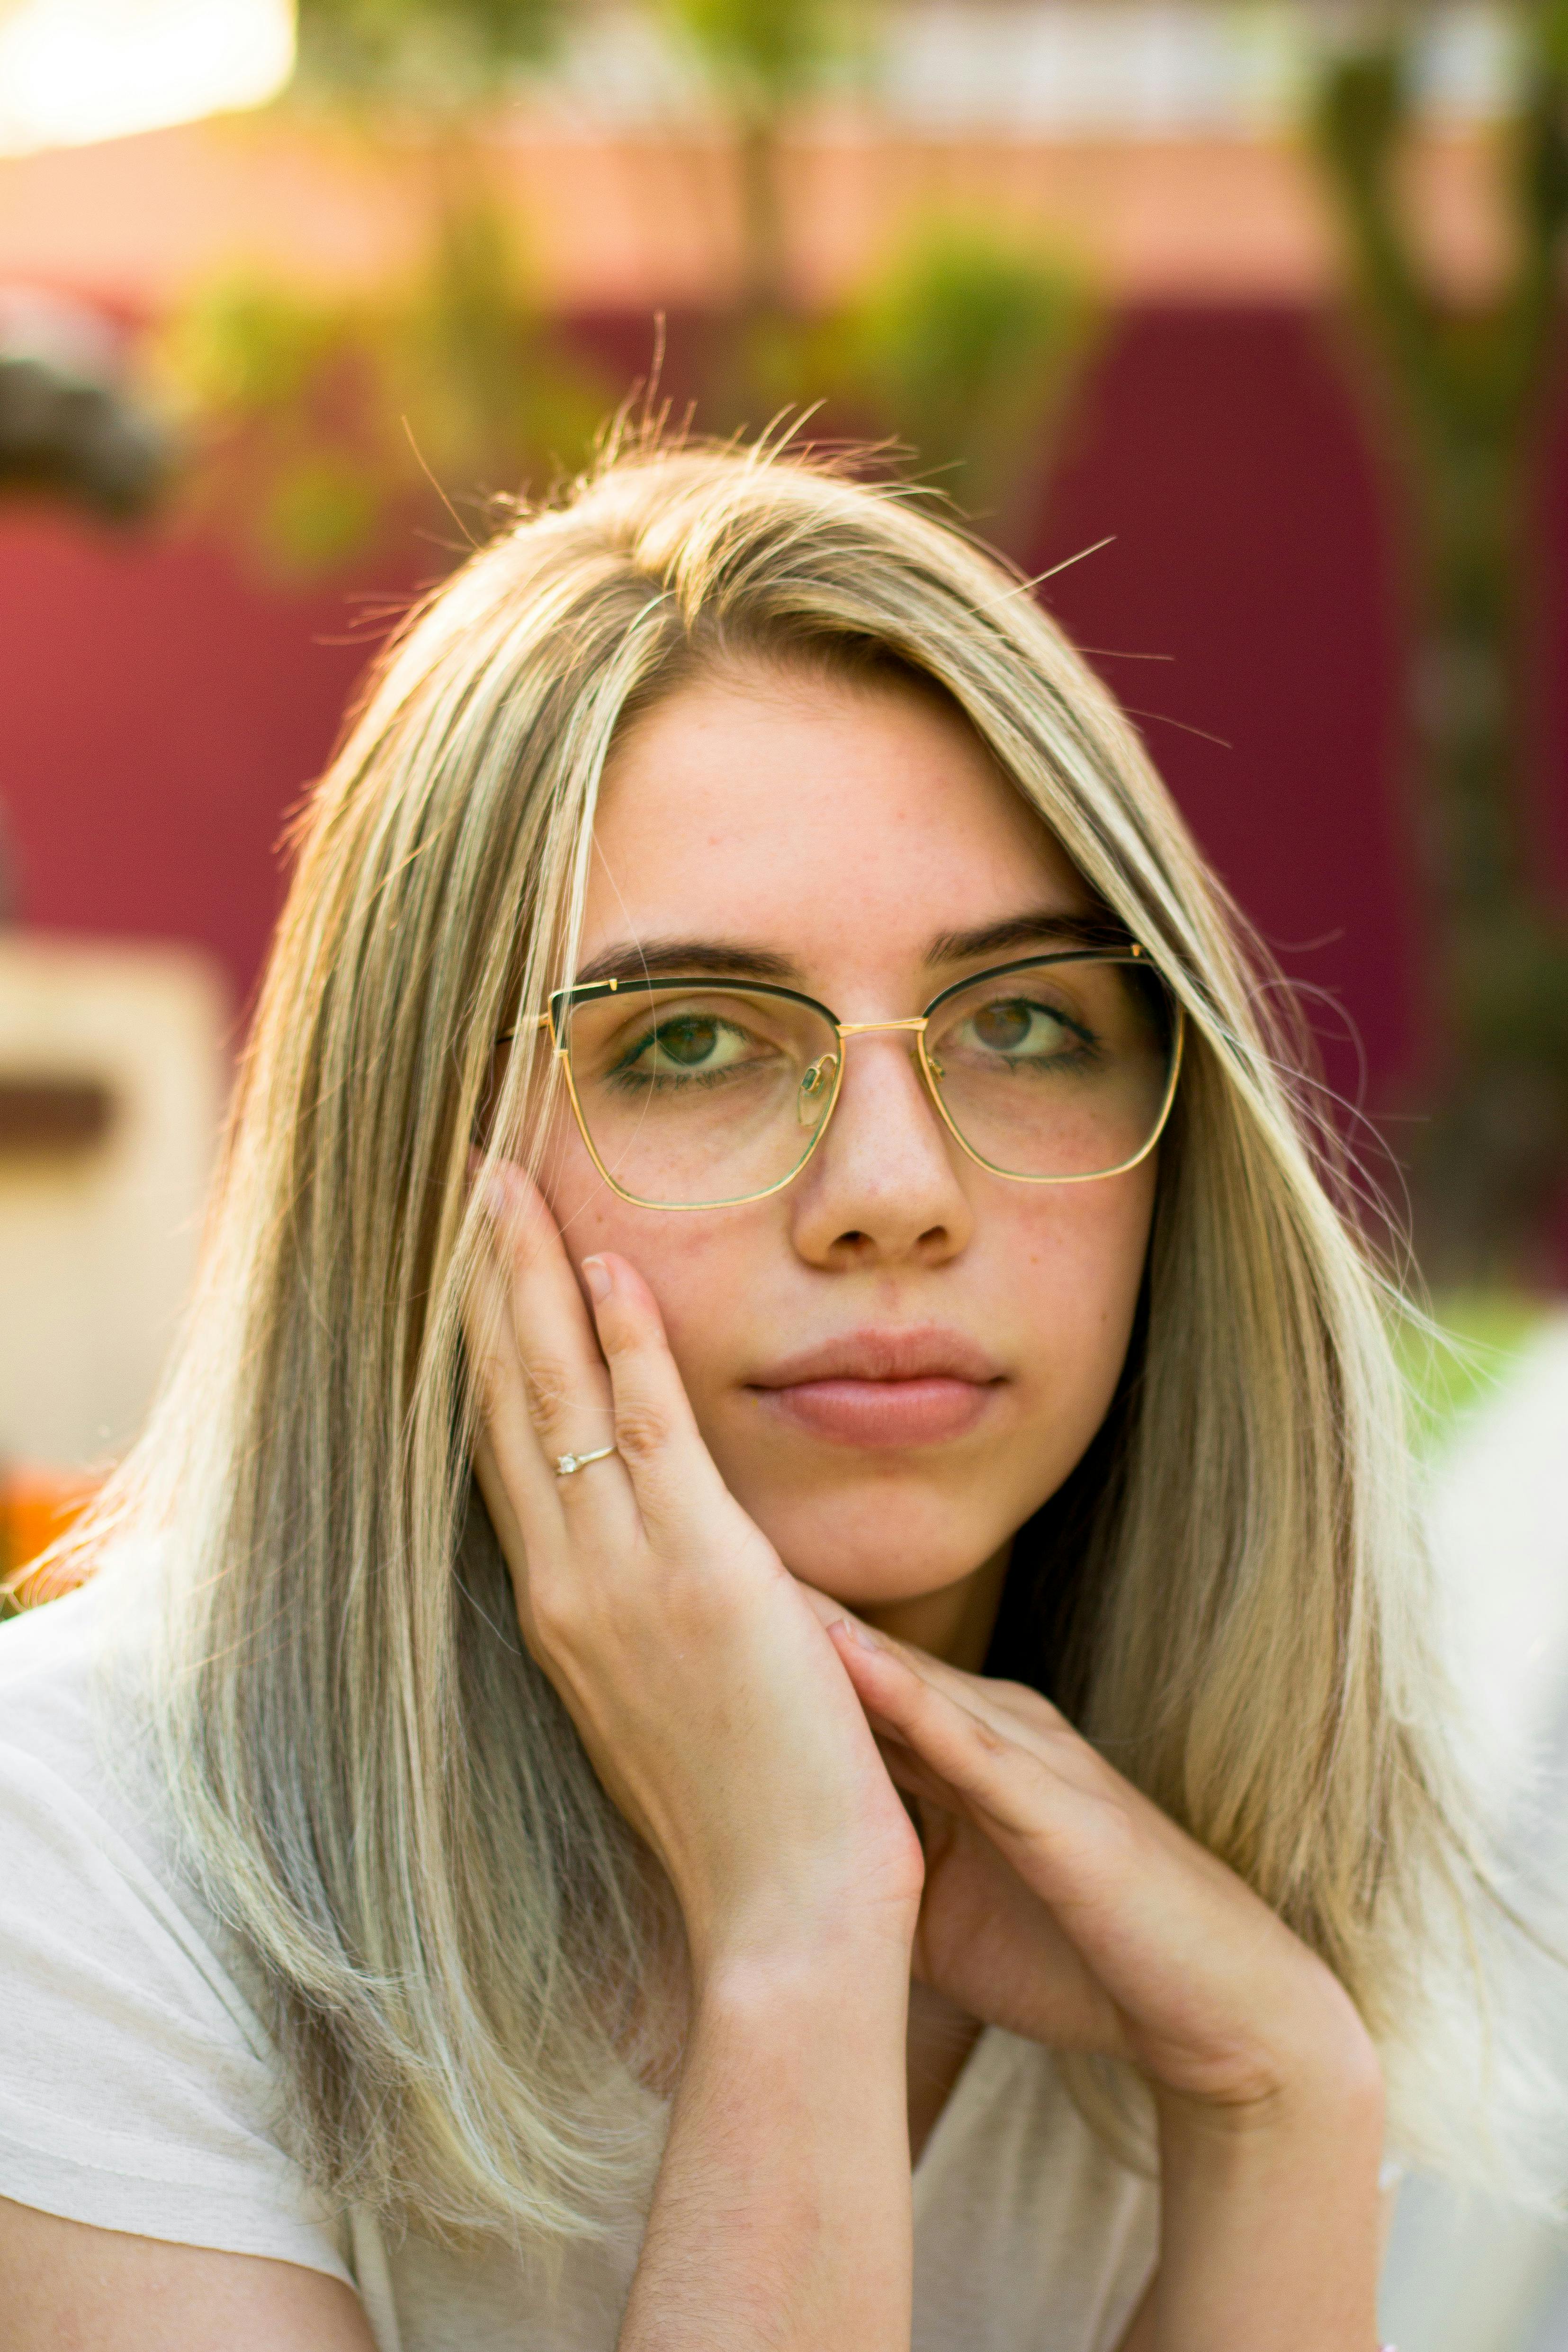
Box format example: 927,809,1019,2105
514,946,1185,1213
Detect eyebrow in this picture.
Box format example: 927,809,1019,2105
924,909,1130,963
573,939,803,987
571,910,1129,992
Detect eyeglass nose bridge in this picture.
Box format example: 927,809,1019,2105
833,1016,930,1037
803,1015,946,1140
793,1009,995,1198
821,1017,941,1100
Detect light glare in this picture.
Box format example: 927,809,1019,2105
0,0,295,157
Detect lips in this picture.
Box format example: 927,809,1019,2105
747,1327,1006,1449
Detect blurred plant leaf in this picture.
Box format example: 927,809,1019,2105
161,280,360,417
1394,1289,1547,1457
664,0,858,107
827,220,1100,543
160,154,608,577
1311,5,1568,1278
293,0,566,108
260,449,384,571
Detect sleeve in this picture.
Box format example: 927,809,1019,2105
0,1737,354,2285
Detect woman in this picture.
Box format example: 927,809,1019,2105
0,443,1527,2348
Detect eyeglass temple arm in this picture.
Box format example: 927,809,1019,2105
493,1013,557,1045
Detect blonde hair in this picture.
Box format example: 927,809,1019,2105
77,441,1542,2245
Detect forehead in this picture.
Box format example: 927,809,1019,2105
585,665,1088,974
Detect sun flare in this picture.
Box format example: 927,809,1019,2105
0,0,294,156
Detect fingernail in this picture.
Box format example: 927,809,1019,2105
582,1255,612,1303
832,1616,882,1653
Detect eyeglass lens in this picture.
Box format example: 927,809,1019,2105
558,960,1176,1208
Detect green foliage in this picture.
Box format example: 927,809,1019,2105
165,1,1095,582
293,0,565,108
1315,43,1406,191
702,215,1097,551
163,281,355,416
160,176,608,577
833,222,1098,534
1395,1291,1548,1457
664,0,851,106
1311,7,1568,1279
259,451,384,573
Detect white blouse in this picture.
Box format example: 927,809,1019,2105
0,1584,1158,2350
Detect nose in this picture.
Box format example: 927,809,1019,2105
788,1029,976,1270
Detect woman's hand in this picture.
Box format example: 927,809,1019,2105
807,1606,1381,2131
465,1169,924,2350
810,1612,1388,2345
462,1166,924,1989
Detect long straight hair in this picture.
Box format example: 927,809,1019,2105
78,440,1543,2243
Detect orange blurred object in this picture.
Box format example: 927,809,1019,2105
0,1465,101,1604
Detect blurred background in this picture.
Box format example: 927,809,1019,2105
1,0,1566,2338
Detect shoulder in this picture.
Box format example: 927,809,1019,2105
0,1583,102,1766
0,1579,205,1964
0,1586,351,2283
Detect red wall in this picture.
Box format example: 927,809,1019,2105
2,305,1560,1134
1040,307,1417,1124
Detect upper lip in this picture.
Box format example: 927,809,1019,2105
748,1327,1005,1388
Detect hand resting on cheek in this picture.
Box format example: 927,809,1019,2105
463,1162,926,1988
464,1149,1381,2131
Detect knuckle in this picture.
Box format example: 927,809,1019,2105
522,1356,574,1434
968,1714,1009,1760
525,1569,584,1650
612,1399,672,1464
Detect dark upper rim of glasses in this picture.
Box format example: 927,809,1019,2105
538,946,1172,1037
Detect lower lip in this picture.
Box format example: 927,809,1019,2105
754,1377,997,1447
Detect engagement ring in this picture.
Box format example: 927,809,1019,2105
554,1446,618,1477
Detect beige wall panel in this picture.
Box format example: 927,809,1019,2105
0,935,226,1468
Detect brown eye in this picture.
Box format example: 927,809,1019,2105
651,1017,721,1068
972,1000,1035,1054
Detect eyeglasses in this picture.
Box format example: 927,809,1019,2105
518,949,1183,1211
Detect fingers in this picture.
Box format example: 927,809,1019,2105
824,1609,1078,1767
794,1582,851,1633
825,1620,1066,1848
808,1597,1056,1728
463,1196,560,1532
802,1592,1068,1804
485,1161,618,1460
465,1161,641,1592
582,1253,736,1540
468,1163,744,1583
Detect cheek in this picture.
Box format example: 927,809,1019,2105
1001,1166,1154,1410
535,1108,765,1393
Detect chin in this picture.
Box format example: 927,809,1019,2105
747,1485,1012,1605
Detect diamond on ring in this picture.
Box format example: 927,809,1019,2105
554,1444,617,1477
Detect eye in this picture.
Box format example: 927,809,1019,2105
642,1015,728,1071
956,994,1091,1064
609,1010,770,1087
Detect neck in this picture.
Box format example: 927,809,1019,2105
859,1541,1010,1671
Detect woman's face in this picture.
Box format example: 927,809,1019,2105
536,661,1156,1618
